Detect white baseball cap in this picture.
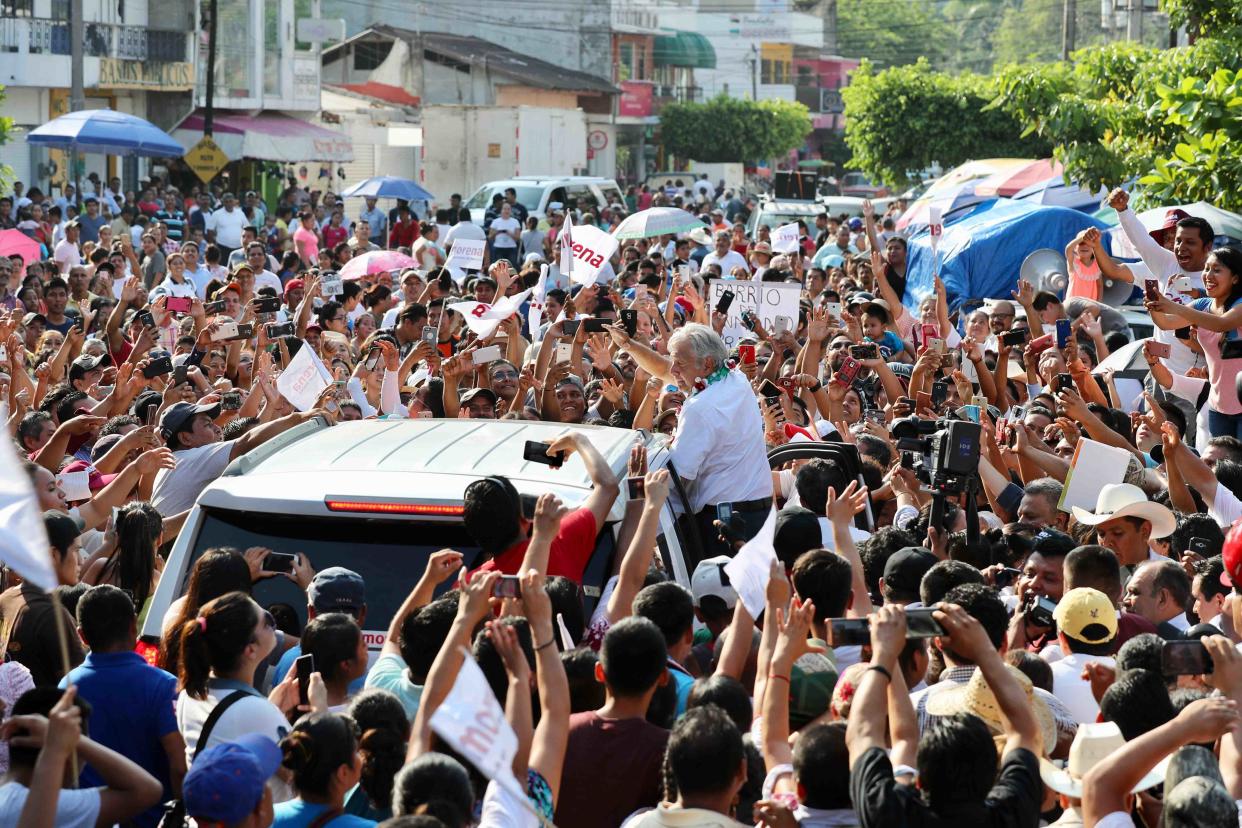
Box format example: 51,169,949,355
691,556,737,609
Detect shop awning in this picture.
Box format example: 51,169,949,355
654,31,716,70
172,110,353,163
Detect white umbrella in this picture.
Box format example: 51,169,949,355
611,207,704,240
1108,201,1242,258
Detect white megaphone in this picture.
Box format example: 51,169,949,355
1020,248,1070,295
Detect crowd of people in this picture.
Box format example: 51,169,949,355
2,167,1242,828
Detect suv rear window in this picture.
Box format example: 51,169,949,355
185,508,481,635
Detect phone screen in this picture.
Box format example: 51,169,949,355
627,477,645,499
295,654,315,706
1161,640,1213,675
828,618,870,647
759,379,782,400
492,576,522,599
264,552,297,574
523,440,564,468
906,608,945,639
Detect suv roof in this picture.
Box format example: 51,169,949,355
204,419,641,522
508,176,616,184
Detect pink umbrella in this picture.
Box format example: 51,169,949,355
339,250,418,281
0,229,42,273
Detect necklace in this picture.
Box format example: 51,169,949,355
690,365,730,396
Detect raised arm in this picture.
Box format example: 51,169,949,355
605,471,669,625
521,569,570,804
846,604,906,764
543,431,620,531
1112,188,1178,279
519,494,567,577
762,598,819,777
606,323,673,384
826,482,873,617
380,550,464,657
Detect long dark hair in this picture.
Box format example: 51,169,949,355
160,549,251,675
1209,247,1242,308
102,502,161,609
348,690,410,812
280,712,359,799
177,591,260,700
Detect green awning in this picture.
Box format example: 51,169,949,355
653,31,717,70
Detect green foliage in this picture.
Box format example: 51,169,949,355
1162,0,1242,40
837,0,949,69
659,94,812,164
839,59,1052,187
0,86,11,190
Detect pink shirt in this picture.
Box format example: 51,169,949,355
1192,296,1242,415
292,226,319,264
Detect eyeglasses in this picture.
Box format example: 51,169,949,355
491,370,519,380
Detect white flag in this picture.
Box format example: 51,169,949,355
276,342,333,411
430,650,530,805
564,224,620,287
528,264,549,344
557,212,575,280
772,222,801,254
723,508,778,618
0,405,58,592
447,288,533,339
445,239,486,284
928,206,943,254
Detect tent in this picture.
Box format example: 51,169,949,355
903,199,1112,312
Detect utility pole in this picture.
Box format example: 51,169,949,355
69,0,84,206
204,0,218,136
1061,0,1076,60
748,44,758,100
1126,0,1142,43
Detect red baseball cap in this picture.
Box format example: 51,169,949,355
1220,518,1242,587
61,460,118,491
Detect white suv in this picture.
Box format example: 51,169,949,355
139,419,697,654
464,177,624,226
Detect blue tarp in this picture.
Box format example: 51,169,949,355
903,199,1113,312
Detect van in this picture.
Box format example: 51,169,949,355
139,419,699,655
464,177,624,226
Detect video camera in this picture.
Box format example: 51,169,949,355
891,416,982,494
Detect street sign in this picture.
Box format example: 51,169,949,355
184,136,229,183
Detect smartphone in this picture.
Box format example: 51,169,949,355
555,343,573,364
142,356,173,379
1147,340,1172,358
1162,640,1213,676
835,355,862,386
824,301,843,320
225,323,254,342
620,308,638,337
916,390,933,410
828,617,870,646
166,296,192,314
1000,329,1028,348
419,325,438,347
900,450,916,470
959,404,981,423
627,477,645,499
994,567,1022,588
930,378,949,409
738,343,756,365
562,319,581,337
221,391,242,411
716,503,734,527
203,299,227,315
1170,275,1194,293
740,310,757,331
583,318,609,334
252,296,281,314
321,274,344,297
364,347,380,371
211,320,239,342
1144,278,1162,303
1221,339,1242,360
1056,318,1072,349
759,379,782,401
906,608,946,639
971,394,988,411
172,364,188,386
472,345,502,365
492,575,522,599
144,402,159,427
263,552,297,573
1055,372,1074,393
773,315,792,335
920,323,939,348
926,337,944,355
715,289,735,314
1029,332,1055,354
776,377,798,395
295,653,315,707
850,343,878,360
1189,537,1214,556
523,440,564,468
137,310,155,329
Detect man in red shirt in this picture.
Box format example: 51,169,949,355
464,432,619,584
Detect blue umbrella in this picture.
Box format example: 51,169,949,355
339,175,434,202
26,108,185,157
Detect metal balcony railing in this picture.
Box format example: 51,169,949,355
0,16,188,61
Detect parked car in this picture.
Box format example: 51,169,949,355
465,176,624,226
745,198,825,238
138,419,700,658
839,171,890,198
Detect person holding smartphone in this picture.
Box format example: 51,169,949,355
1147,247,1242,438
148,252,195,302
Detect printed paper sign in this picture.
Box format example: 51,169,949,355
430,651,523,792
706,279,802,348
1058,438,1132,513
55,471,91,503
445,239,486,283
276,341,333,411
772,222,801,254
928,206,943,251
564,223,619,287
724,508,777,618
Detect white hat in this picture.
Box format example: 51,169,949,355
691,556,737,609
1069,483,1175,539
687,226,712,246
1039,721,1165,799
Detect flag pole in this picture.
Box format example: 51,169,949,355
50,589,80,782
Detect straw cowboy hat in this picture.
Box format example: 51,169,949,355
1039,721,1164,799
1070,483,1176,539
925,664,1058,756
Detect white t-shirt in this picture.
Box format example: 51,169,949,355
150,279,196,300
54,238,79,274
700,249,749,276
671,369,772,513
478,779,540,828
176,683,289,766
189,268,217,299
817,517,872,550
490,216,521,249
0,783,101,828
1212,483,1242,529
151,441,234,515
254,269,283,296
207,207,248,249
444,221,486,248
1050,652,1113,724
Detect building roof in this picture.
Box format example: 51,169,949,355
325,81,421,108
361,25,618,95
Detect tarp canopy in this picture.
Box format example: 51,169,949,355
172,110,353,162
653,31,717,69
903,199,1112,312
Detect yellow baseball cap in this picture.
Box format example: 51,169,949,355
1053,587,1117,645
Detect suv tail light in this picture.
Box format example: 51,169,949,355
325,499,465,516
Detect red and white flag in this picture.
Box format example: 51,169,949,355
447,288,533,339
528,265,550,344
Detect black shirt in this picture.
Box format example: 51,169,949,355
850,745,1041,828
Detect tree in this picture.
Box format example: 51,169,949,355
659,95,812,164
839,59,1052,188
836,0,949,69
0,86,11,190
